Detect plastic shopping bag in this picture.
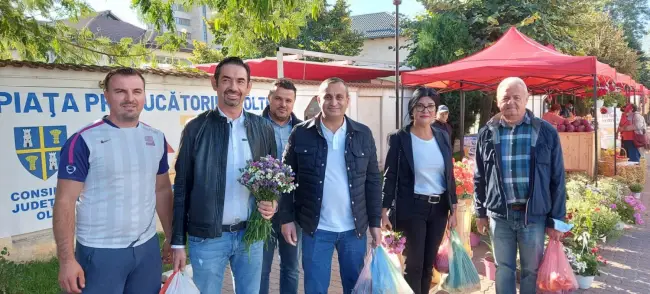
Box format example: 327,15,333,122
537,240,578,293
352,246,414,294
353,250,373,293
160,270,200,294
436,236,450,273
437,229,481,293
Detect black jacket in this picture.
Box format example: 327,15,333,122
382,125,457,231
171,110,276,246
278,114,382,238
473,110,566,227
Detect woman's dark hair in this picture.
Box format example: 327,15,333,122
407,87,441,121
550,104,561,112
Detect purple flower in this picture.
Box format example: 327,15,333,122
399,237,406,244
610,204,617,209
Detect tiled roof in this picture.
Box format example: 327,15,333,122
54,11,193,52
351,12,398,39
0,60,211,79
0,60,400,89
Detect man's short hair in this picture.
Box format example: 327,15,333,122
318,77,348,97
497,77,528,96
103,67,145,90
269,78,297,97
214,56,251,85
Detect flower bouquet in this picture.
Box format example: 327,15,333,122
453,158,475,199
383,231,406,255
238,155,297,251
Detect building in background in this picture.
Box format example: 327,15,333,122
351,12,411,68
148,4,217,47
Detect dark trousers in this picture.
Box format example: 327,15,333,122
402,199,449,294
260,217,302,294
75,235,161,294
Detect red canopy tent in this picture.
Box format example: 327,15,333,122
400,27,616,94
195,57,397,81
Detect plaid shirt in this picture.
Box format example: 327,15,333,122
499,113,532,204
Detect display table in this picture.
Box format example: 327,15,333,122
559,132,598,177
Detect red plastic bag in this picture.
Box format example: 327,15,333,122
436,236,450,273
537,240,578,293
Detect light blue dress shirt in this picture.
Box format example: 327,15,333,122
318,119,356,232
218,107,253,225
267,114,293,157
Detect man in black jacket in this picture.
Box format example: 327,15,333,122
260,78,303,294
280,77,382,294
171,57,278,294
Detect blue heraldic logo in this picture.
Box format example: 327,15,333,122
14,126,68,181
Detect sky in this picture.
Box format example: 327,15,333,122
85,0,426,29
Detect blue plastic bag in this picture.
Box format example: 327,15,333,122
353,246,413,294
437,229,481,293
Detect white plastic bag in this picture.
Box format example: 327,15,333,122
160,270,200,294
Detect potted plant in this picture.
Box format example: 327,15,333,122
629,183,643,199
470,215,481,247
568,250,602,289
564,232,606,290
482,238,496,281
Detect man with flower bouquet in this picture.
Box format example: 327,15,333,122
279,77,383,294
170,57,278,294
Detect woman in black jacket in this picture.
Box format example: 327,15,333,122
381,87,457,294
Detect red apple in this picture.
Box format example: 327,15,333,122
577,125,586,132
558,124,567,132
566,124,576,132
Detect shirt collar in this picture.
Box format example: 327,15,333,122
217,106,245,125
500,112,530,128
267,112,292,127
320,117,347,135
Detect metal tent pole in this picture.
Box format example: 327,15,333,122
394,0,401,129
593,75,599,182
459,82,466,158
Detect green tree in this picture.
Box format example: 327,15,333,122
573,11,639,77
189,41,224,64
251,0,363,59
134,0,324,57
1,0,185,66
404,12,483,134
605,0,650,50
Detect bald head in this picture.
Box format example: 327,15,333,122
497,77,529,125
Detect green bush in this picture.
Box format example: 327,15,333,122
629,183,643,193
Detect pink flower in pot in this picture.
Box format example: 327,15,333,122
470,232,481,247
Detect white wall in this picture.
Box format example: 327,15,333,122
0,66,408,261
356,36,411,67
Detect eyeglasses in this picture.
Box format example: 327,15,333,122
415,104,436,113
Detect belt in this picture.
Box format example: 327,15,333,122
222,221,247,232
510,203,527,211
414,193,442,204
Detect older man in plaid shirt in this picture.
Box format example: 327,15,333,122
473,77,566,294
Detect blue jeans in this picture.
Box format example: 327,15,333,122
188,230,263,294
74,235,161,294
302,229,367,294
489,210,546,294
260,218,302,294
623,140,641,162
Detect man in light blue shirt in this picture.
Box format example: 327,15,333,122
260,79,303,294
171,57,278,294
